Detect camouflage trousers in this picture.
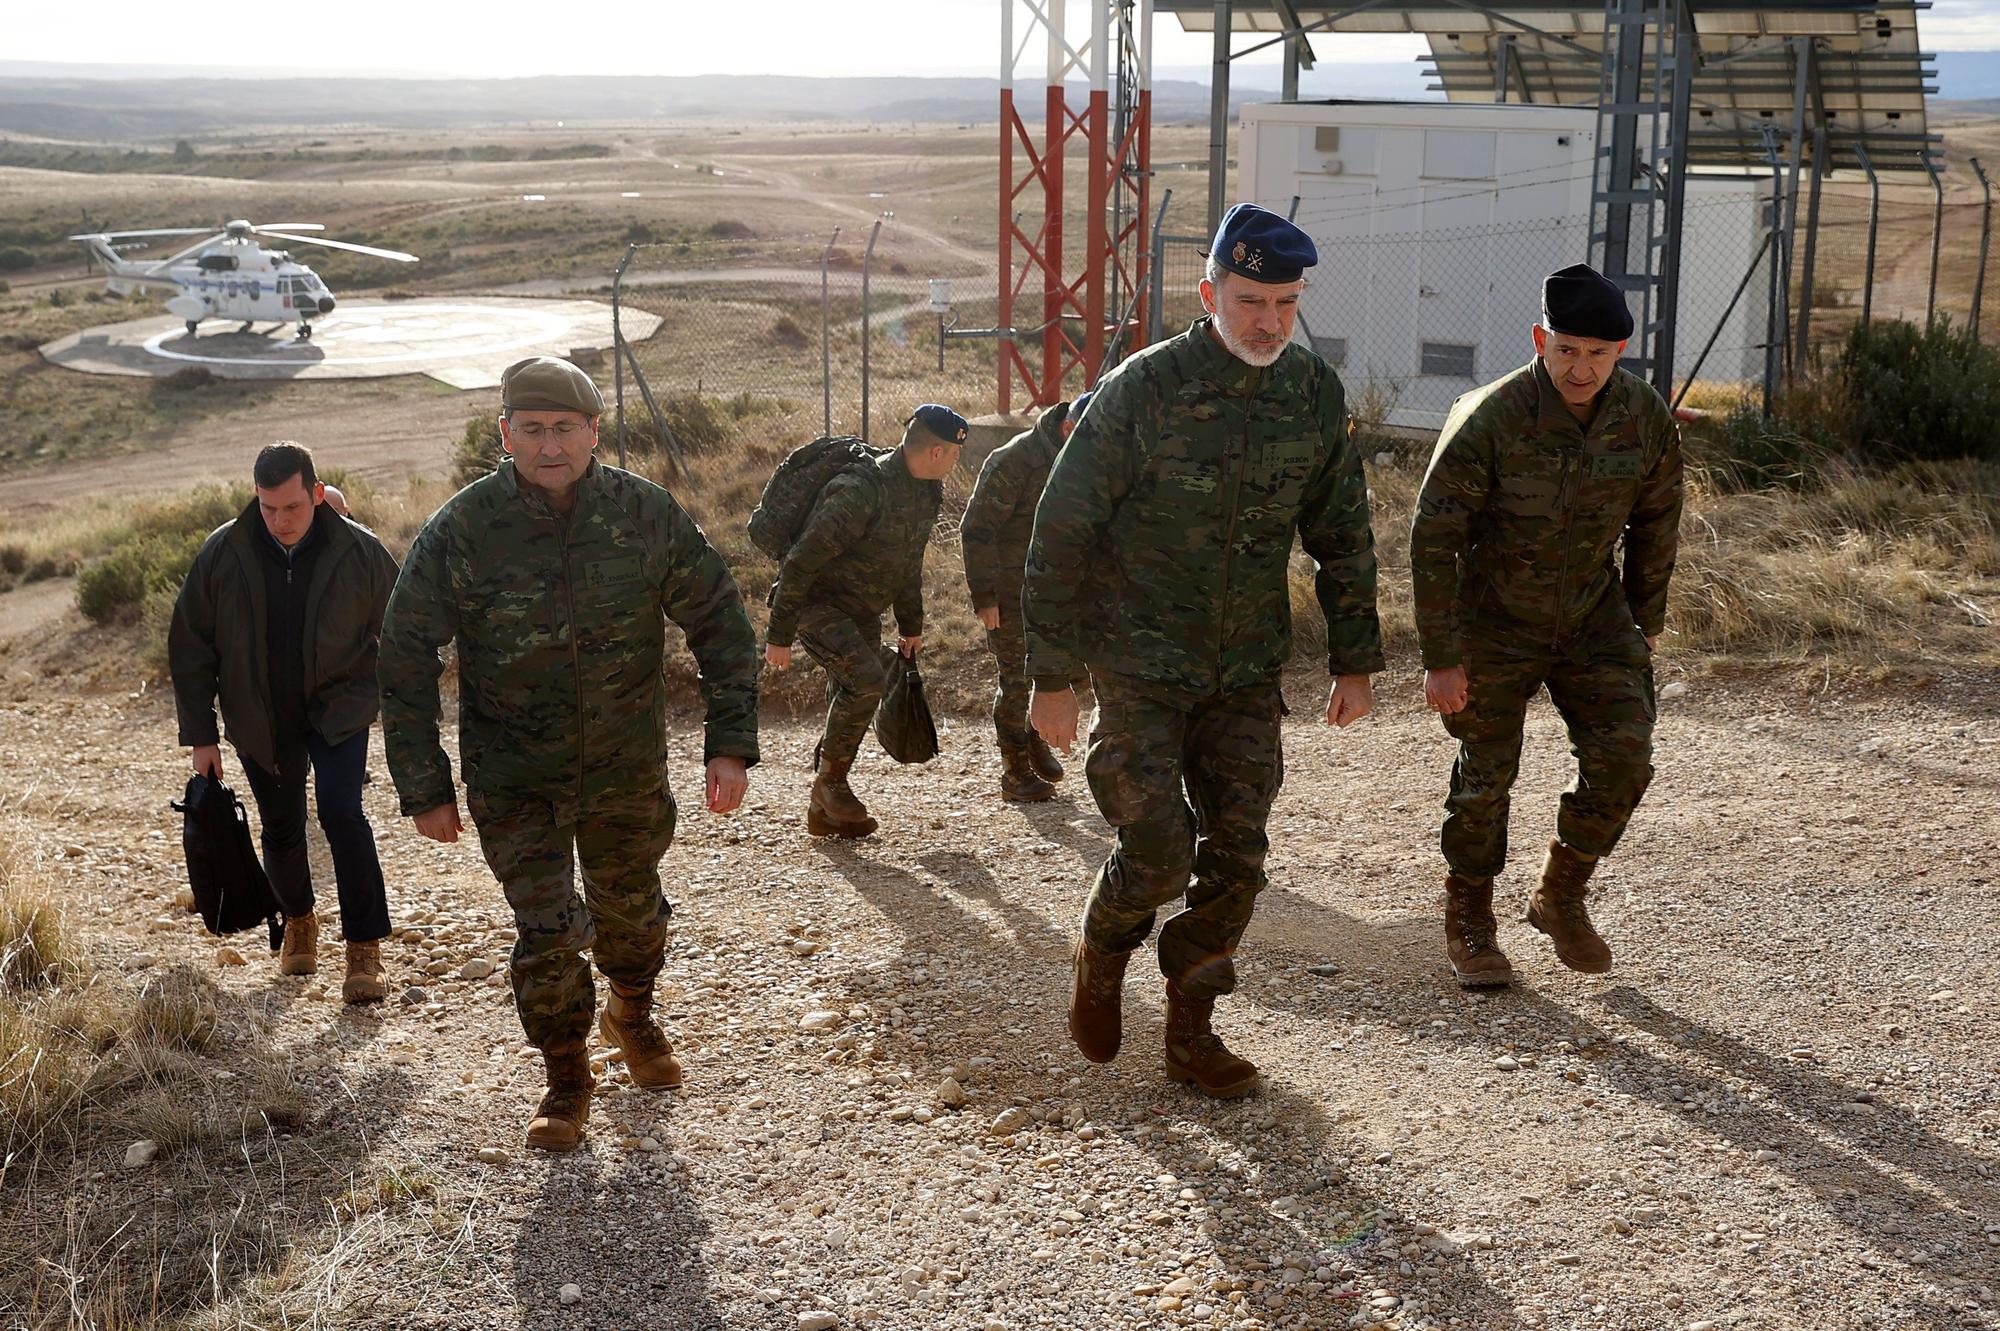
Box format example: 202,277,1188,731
1080,673,1284,1000
986,588,1091,745
796,604,895,765
1438,621,1656,879
466,783,678,1051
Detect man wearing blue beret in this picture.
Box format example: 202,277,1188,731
1410,263,1683,987
765,404,966,837
1024,202,1383,1098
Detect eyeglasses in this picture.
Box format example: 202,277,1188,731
509,421,589,443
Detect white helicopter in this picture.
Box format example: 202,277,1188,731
68,219,418,340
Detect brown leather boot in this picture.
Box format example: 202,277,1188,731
807,754,878,838
1027,731,1066,783
525,1043,593,1153
1068,938,1130,1063
278,913,318,976
599,981,683,1090
999,735,1058,803
1525,838,1613,973
1443,872,1514,988
341,939,387,1004
1164,981,1258,1098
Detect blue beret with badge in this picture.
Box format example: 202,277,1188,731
905,403,969,446
1207,202,1317,284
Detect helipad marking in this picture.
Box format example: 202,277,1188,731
138,304,576,368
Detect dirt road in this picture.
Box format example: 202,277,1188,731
3,636,1994,1331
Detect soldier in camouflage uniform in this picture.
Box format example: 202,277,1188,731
1410,264,1683,987
1025,204,1383,1098
379,356,759,1152
961,392,1094,802
764,405,966,838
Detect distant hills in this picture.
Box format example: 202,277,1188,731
0,55,1993,142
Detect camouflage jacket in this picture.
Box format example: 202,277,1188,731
960,402,1068,611
1023,318,1384,705
765,447,940,646
379,458,759,815
1409,359,1684,670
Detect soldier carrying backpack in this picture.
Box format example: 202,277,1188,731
754,405,967,837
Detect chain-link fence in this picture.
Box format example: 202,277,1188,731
604,231,996,487
1148,175,1997,425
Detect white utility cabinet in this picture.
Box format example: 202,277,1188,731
1238,100,1770,429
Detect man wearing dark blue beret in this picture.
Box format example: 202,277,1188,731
764,404,966,837
1410,262,1683,987
1023,201,1383,1098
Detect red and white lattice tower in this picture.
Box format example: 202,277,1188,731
998,0,1153,413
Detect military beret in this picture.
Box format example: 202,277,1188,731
1207,202,1317,284
906,403,969,446
1067,391,1094,423
501,355,604,416
1541,264,1634,342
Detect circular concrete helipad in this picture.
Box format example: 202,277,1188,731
38,297,658,390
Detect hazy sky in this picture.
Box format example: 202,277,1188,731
13,0,1990,79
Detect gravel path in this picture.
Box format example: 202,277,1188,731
3,665,1996,1331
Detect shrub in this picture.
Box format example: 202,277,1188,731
74,485,244,623
1838,317,2000,463
158,365,216,391
705,219,754,240
1683,404,1837,493
0,246,32,272
452,414,503,489
771,313,810,348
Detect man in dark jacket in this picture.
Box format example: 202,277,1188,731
763,405,965,838
169,442,401,1002
960,393,1094,802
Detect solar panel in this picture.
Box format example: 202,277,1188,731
1158,0,1939,171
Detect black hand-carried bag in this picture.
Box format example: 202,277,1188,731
875,652,941,764
171,774,283,950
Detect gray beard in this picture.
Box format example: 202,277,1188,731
1214,320,1286,367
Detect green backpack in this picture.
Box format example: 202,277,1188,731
747,436,888,559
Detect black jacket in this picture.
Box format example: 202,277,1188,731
169,500,400,776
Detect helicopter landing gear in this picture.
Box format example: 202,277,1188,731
294,321,313,341
239,320,254,333
185,320,199,336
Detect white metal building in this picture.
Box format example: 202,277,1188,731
1239,100,1771,429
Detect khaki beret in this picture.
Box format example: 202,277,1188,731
501,356,604,416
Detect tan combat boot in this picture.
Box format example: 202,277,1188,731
999,735,1058,803
341,939,387,1004
1068,938,1130,1063
806,754,878,838
525,1043,594,1153
278,912,318,976
1443,872,1514,988
1164,980,1258,1098
1026,731,1066,783
1525,838,1613,973
599,981,683,1090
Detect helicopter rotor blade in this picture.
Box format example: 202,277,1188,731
251,229,417,263
253,223,327,232
67,228,215,240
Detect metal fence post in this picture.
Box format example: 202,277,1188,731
1925,155,1944,329
612,242,636,469
860,220,883,443
1856,146,1879,331
819,226,841,437
1972,157,1993,339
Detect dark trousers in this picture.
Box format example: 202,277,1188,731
240,728,392,943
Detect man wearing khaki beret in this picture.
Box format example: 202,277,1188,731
379,355,762,1151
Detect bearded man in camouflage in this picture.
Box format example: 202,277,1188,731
1026,203,1383,1099
379,356,759,1152
1410,264,1683,988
